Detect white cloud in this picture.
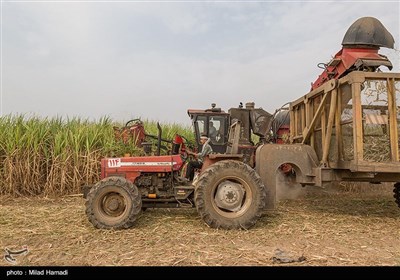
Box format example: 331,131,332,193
2,1,399,125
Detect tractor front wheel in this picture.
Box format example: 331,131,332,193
85,177,142,229
194,160,267,229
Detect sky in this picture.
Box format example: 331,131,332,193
1,0,399,126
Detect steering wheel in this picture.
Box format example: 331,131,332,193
175,134,190,160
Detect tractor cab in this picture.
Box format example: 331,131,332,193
187,102,274,166
187,103,230,154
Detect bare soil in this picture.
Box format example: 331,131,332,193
1,184,400,266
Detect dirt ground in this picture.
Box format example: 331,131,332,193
1,184,400,267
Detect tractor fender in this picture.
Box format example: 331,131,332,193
255,144,319,209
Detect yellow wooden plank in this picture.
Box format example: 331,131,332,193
352,82,363,162
322,89,338,165
387,78,399,161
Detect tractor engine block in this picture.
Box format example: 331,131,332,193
135,172,177,198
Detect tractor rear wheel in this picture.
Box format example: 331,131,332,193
85,177,142,229
194,160,266,229
393,182,400,209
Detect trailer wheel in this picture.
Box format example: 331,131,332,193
194,160,266,229
85,177,142,229
393,182,400,209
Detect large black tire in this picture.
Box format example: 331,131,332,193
194,160,267,229
85,177,142,229
393,182,400,209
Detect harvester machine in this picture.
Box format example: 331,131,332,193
254,16,400,211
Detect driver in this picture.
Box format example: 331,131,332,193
209,121,218,141
185,133,213,181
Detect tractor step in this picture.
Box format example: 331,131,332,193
174,185,195,200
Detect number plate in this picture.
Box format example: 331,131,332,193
107,158,121,168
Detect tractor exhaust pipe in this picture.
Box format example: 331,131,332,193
157,122,162,156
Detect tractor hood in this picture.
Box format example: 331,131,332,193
342,17,395,48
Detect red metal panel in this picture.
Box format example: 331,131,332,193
311,47,390,90
102,155,184,173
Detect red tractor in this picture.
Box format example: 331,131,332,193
84,117,268,230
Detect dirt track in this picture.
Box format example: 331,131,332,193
1,185,400,266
